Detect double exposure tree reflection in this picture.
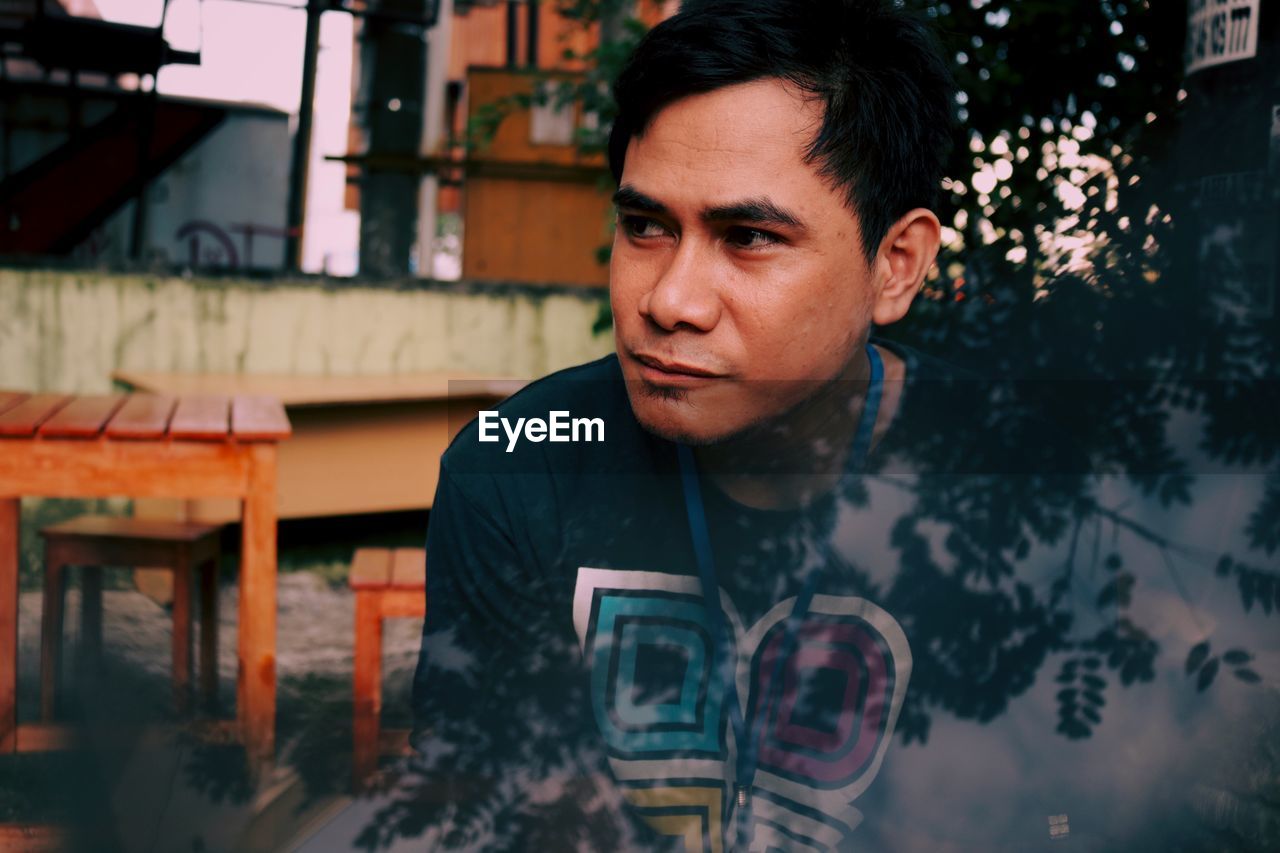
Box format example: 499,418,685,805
281,2,1280,850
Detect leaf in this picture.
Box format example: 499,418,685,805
1216,555,1233,577
1105,552,1122,571
1185,641,1210,675
1159,474,1192,507
1196,658,1220,692
1082,657,1101,671
1081,674,1106,690
1222,649,1252,666
1232,669,1261,684
1082,690,1105,707
1056,718,1091,740
1120,658,1148,686
1240,574,1256,613
1115,574,1135,607
1081,705,1101,724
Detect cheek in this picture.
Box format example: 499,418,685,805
737,280,859,338
731,281,866,371
609,245,643,315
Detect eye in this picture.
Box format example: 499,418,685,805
724,226,781,250
619,214,671,240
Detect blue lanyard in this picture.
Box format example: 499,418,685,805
676,343,884,844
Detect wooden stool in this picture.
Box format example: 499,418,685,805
38,515,221,717
349,547,426,789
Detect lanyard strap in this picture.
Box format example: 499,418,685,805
677,343,884,837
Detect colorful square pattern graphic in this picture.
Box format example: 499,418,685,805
588,591,727,756
573,568,913,852
755,620,895,787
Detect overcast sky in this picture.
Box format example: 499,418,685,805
94,0,317,114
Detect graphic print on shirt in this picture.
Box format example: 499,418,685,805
573,567,912,852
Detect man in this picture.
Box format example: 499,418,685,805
404,1,957,849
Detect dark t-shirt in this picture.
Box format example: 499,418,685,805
405,342,995,849
404,343,1272,852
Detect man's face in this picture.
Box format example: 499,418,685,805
610,78,883,445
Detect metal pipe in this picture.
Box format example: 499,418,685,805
129,77,158,262
506,0,519,67
526,0,539,68
284,0,323,272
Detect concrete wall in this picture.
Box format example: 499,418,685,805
78,110,293,272
2,268,612,587
0,268,613,393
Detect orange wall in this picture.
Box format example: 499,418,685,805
461,69,610,286
467,68,605,168
448,3,594,79
447,1,678,81
447,3,678,282
463,176,611,285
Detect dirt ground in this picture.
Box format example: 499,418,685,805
6,571,426,850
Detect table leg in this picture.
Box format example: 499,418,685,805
239,444,278,780
0,498,18,753
352,590,383,790
79,566,103,665
172,550,193,715
39,544,66,722
199,556,219,709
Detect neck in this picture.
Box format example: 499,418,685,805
696,342,902,510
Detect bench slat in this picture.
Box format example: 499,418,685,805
390,548,426,589
38,395,126,438
386,548,427,589
105,394,177,440
169,395,231,440
349,548,392,590
40,515,220,542
0,394,72,437
231,395,292,441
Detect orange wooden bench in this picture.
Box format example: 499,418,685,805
349,547,426,789
38,515,222,717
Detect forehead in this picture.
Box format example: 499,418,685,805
622,79,846,216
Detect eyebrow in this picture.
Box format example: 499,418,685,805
612,186,668,215
613,185,806,232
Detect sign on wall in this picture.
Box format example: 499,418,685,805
1186,0,1260,74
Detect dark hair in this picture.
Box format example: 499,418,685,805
608,0,955,261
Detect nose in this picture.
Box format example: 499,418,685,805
638,239,722,332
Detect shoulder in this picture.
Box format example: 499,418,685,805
874,337,980,437
873,338,1087,475
876,337,976,384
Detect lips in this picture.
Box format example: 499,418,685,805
630,352,726,386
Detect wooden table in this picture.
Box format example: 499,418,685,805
111,372,522,523
0,390,290,778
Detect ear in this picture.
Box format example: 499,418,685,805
870,208,941,326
